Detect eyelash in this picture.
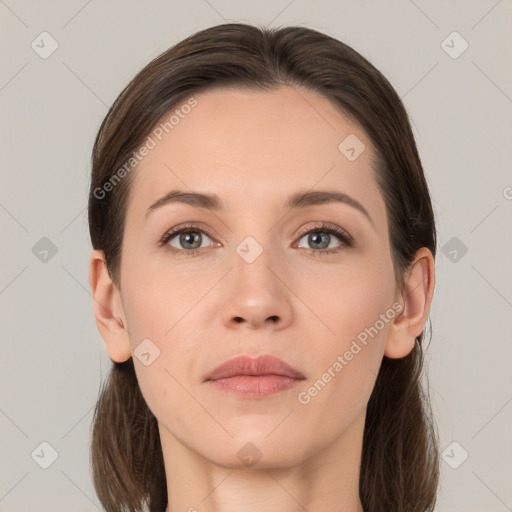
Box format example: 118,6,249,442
158,222,353,257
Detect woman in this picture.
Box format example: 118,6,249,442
88,22,439,512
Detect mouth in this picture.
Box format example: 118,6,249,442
204,354,306,398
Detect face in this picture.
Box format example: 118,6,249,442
117,86,400,468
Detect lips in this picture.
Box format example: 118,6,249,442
204,354,306,398
204,354,305,382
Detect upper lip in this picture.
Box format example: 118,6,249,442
204,354,306,381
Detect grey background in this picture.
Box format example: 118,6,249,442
1,0,511,510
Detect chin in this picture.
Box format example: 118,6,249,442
200,432,308,470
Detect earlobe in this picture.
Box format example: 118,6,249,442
384,247,435,359
89,249,132,363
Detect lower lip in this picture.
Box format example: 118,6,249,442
206,375,304,398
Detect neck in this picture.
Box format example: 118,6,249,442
160,412,366,512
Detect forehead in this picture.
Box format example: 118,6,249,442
126,86,383,221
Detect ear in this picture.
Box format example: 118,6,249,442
89,249,132,363
384,247,435,359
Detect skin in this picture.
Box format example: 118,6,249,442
89,86,435,512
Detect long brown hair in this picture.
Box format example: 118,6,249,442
88,22,439,512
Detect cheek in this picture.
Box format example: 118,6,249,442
123,272,200,429
296,287,393,440
300,256,396,349
121,256,205,341
296,255,395,414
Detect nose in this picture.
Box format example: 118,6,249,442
219,244,294,331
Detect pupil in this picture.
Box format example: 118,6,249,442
310,232,329,249
181,231,200,249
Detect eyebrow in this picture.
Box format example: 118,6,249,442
145,189,373,225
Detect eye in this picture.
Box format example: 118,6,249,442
295,223,352,255
160,224,217,256
159,222,352,257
